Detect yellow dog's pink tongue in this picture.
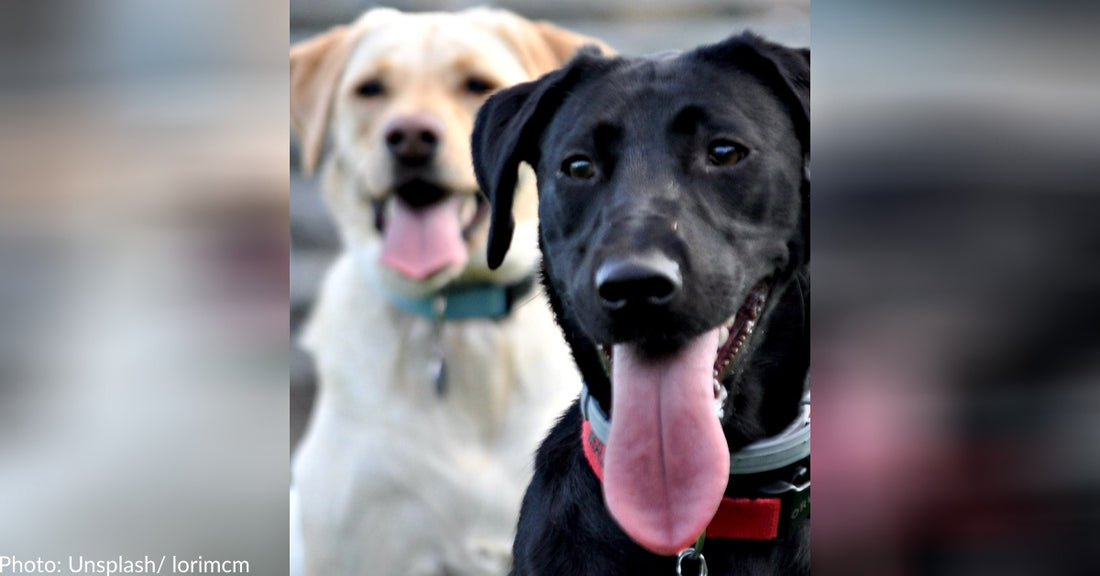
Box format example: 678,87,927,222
380,197,468,280
604,330,730,555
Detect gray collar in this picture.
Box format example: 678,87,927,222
579,381,810,476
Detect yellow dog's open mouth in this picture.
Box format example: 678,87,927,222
377,181,488,281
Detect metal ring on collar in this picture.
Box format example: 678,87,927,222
676,548,708,576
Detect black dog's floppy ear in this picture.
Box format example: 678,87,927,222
694,33,809,154
695,33,810,265
472,47,606,270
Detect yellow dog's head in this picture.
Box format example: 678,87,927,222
291,8,609,296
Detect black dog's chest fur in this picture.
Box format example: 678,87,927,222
471,32,810,576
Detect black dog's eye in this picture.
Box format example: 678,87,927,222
707,141,747,166
560,156,596,180
356,80,384,98
464,77,496,95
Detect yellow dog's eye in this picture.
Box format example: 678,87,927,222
356,80,384,98
465,77,496,95
561,156,596,180
707,141,747,166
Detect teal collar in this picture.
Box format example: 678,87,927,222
387,276,537,321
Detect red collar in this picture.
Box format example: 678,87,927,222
582,420,786,541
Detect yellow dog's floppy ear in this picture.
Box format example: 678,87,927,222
482,9,615,78
290,25,355,174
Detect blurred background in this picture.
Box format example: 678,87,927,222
2,0,1099,575
0,0,289,571
812,2,1100,574
289,0,810,452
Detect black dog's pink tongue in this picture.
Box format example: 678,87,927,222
604,330,731,556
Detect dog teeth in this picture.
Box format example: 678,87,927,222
718,326,730,346
459,195,477,226
712,378,727,420
596,344,613,373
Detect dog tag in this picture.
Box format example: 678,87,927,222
430,307,447,396
430,357,447,396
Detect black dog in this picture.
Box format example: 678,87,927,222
472,32,809,576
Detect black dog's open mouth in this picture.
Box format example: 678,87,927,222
596,280,770,413
713,280,770,382
592,279,772,554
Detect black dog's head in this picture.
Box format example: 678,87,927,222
473,33,809,556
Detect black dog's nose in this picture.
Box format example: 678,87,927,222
384,115,441,167
595,253,682,310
